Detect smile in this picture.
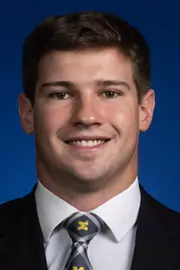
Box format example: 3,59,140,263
66,139,108,147
65,138,111,152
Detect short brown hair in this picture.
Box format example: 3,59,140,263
22,11,151,105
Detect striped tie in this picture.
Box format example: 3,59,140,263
62,212,104,270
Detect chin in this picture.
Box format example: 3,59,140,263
70,171,108,191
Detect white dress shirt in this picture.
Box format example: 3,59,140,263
35,177,141,270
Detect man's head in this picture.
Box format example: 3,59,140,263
19,11,155,201
22,11,151,105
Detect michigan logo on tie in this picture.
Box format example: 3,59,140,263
77,221,89,231
73,267,84,270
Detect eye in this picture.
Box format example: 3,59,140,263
102,90,122,98
48,92,72,100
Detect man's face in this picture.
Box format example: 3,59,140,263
19,48,154,191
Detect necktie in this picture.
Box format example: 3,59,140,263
62,212,104,270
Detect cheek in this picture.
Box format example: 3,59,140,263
109,103,139,134
34,105,71,134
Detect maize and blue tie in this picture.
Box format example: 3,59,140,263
62,212,104,270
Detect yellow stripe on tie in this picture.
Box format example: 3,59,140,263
72,267,84,270
77,221,89,231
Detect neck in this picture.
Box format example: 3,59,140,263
37,162,137,211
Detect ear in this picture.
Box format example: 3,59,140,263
18,93,34,134
139,89,155,132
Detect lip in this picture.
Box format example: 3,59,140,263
64,136,111,143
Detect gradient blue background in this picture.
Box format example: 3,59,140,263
0,0,180,211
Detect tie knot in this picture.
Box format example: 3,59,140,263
62,212,104,243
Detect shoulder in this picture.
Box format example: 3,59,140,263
0,196,27,213
0,192,35,231
140,186,180,232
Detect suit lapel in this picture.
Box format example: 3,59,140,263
131,186,180,270
0,189,48,270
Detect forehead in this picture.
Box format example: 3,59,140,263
37,48,134,86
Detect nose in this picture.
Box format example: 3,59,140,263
71,96,102,129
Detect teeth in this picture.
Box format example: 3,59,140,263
68,140,106,146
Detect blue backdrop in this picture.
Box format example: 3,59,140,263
0,0,180,211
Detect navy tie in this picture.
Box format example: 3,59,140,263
62,212,104,270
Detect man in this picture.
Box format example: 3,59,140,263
0,11,180,270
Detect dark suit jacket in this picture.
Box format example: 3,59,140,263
0,186,180,270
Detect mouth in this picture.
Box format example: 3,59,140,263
65,139,111,149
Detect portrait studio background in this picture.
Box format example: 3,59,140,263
0,0,180,211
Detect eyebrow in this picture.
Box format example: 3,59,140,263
40,79,130,91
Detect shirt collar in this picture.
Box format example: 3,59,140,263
91,177,140,242
35,181,78,242
35,177,140,243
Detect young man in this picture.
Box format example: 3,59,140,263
0,11,180,270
